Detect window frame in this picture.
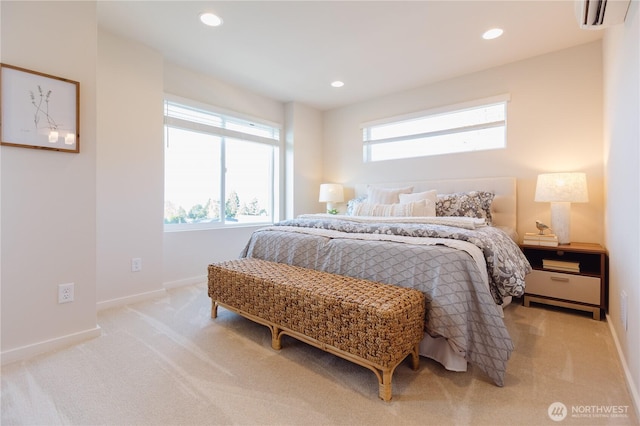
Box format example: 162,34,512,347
361,94,510,162
163,95,282,232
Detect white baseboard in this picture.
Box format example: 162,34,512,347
163,275,206,289
97,277,206,312
96,288,166,312
1,325,102,366
606,313,640,420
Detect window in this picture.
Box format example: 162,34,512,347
164,97,280,230
362,94,509,162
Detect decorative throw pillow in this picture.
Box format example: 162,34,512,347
436,191,495,224
353,200,427,217
346,196,367,215
399,190,437,216
366,186,413,204
408,200,432,217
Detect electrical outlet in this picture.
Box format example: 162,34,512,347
620,291,628,331
131,257,142,272
58,283,74,304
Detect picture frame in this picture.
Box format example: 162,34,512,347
0,63,79,153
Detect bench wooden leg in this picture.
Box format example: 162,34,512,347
379,370,393,401
376,349,420,401
411,343,420,371
211,300,218,319
271,326,282,350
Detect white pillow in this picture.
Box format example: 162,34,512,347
353,200,427,217
399,190,437,216
366,186,413,204
399,190,436,203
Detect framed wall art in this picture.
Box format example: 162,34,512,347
0,63,79,153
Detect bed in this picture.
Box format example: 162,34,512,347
239,177,531,386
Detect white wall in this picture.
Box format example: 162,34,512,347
1,1,99,361
163,62,283,125
285,102,324,218
323,42,604,244
96,30,165,308
603,0,640,413
0,3,2,346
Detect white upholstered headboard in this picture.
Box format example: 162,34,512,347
354,176,517,230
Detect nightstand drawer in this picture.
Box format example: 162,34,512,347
525,270,600,305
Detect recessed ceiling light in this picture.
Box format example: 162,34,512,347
482,28,503,40
331,81,345,88
199,12,223,27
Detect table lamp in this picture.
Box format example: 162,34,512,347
319,183,344,214
534,172,588,245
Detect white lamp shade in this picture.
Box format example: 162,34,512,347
534,173,588,203
534,172,588,245
318,184,344,203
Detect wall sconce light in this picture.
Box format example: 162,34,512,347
319,183,344,214
535,172,589,245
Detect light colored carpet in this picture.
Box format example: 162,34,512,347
1,282,637,425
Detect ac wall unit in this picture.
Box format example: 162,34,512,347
576,0,631,29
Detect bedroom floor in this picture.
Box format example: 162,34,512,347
1,282,637,426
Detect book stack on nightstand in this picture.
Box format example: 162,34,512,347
520,242,608,320
542,259,579,273
522,232,559,247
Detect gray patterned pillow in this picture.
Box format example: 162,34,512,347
436,191,495,224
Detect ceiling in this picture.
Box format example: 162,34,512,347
97,1,602,111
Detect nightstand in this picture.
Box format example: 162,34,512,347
521,242,608,320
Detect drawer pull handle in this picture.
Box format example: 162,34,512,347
550,276,570,282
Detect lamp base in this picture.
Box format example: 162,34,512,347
326,202,339,215
550,202,571,245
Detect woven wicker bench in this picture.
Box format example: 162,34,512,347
207,258,425,401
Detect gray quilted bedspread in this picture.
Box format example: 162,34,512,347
239,217,531,386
